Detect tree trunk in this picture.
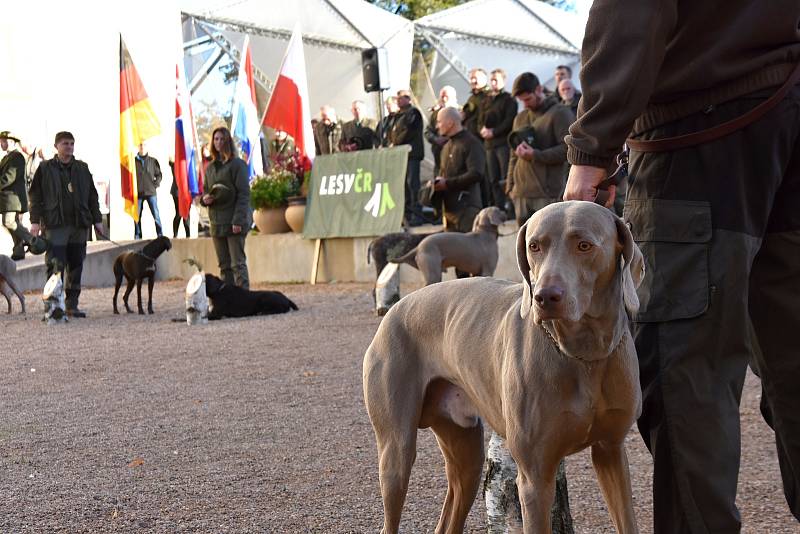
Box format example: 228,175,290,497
483,432,574,534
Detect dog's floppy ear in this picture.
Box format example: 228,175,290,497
516,220,534,319
615,216,645,315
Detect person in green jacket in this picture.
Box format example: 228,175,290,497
201,126,251,289
0,131,31,260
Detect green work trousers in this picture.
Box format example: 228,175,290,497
625,85,800,533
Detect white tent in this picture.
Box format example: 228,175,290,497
180,0,415,122
415,0,587,99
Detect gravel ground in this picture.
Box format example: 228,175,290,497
0,281,795,533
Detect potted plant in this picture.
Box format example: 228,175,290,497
268,150,312,233
250,168,297,234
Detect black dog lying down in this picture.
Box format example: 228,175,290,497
204,274,298,320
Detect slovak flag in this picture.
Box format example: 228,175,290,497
263,23,315,163
231,35,265,180
174,63,201,219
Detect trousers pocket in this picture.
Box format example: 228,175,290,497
624,199,712,322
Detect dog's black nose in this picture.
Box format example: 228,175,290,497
534,286,564,306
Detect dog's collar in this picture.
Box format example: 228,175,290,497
137,250,156,262
540,322,624,363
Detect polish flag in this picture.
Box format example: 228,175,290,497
231,35,265,179
263,23,315,163
174,63,201,219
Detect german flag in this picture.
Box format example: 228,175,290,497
120,35,161,222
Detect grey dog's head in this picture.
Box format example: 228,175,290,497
472,206,506,233
515,201,644,324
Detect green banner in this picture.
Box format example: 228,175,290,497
303,146,409,239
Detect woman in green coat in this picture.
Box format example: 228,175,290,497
201,127,252,288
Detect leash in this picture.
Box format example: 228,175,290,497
593,151,629,206
95,231,156,261
626,61,800,153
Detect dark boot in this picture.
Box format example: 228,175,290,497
11,240,25,261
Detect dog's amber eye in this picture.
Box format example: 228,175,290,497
529,241,540,252
577,241,592,252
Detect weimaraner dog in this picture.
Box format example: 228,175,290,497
0,254,25,314
392,206,506,284
363,201,645,534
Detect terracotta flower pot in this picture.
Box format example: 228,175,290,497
284,196,306,233
253,207,291,234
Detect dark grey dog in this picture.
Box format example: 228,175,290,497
367,230,439,313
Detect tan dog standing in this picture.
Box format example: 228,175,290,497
392,206,506,284
363,201,645,534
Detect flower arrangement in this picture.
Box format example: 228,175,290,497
250,150,312,210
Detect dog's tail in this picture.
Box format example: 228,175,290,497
390,247,418,269
366,240,375,265
287,297,298,311
183,257,203,272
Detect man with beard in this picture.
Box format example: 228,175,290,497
505,72,572,226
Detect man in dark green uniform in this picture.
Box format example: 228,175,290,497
564,1,800,531
29,131,103,318
0,131,31,260
340,100,377,151
432,106,484,234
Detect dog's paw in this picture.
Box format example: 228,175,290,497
148,309,154,315
138,310,145,315
113,309,119,315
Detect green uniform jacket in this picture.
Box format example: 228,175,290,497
0,149,27,213
462,88,488,138
29,157,101,228
438,129,485,222
506,96,573,200
203,157,252,237
340,118,377,150
480,90,517,149
389,105,424,161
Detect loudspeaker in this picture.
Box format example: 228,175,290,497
361,47,390,93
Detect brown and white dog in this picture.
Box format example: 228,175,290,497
363,201,645,534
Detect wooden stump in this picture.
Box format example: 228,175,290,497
185,271,208,325
375,262,400,316
484,431,574,534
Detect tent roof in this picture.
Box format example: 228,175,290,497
415,0,584,55
180,0,413,51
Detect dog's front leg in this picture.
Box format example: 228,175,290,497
147,275,155,314
508,442,559,534
591,440,638,533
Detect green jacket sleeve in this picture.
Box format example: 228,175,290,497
86,165,102,224
533,107,572,166
29,165,43,224
231,159,251,228
153,158,162,188
0,157,17,190
566,0,677,168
